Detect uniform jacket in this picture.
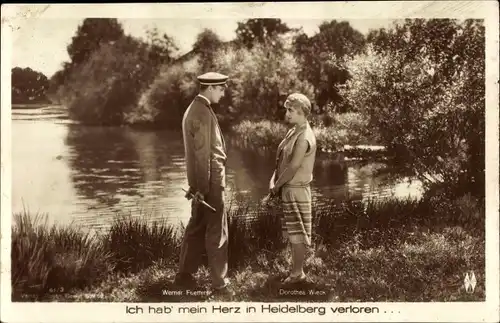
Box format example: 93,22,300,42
182,95,227,195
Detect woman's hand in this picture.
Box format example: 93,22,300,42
269,184,279,196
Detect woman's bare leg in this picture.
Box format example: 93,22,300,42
290,242,307,277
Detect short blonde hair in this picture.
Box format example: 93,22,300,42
284,93,312,116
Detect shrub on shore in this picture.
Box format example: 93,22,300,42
230,112,378,153
231,120,288,149
342,20,485,196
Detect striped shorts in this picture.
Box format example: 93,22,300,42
281,185,312,245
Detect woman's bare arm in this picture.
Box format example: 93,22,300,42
269,170,276,188
273,134,308,190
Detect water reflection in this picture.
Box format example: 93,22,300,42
64,125,192,229
225,144,277,202
65,125,141,207
12,119,82,227
12,106,423,231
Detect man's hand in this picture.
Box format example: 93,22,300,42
184,187,204,202
193,191,205,203
184,187,194,200
183,188,217,212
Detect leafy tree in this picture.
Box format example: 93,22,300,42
11,67,49,104
139,38,315,129
135,59,200,128
67,18,125,66
366,27,391,51
213,42,315,122
293,20,365,112
46,63,73,103
342,19,485,197
61,35,157,126
192,28,224,72
50,19,125,102
235,18,291,49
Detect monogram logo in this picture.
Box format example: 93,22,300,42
463,271,477,294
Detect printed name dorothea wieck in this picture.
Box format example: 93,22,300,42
279,288,327,296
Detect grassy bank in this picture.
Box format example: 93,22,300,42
231,113,380,156
12,193,484,302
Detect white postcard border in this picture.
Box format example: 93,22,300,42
1,2,499,322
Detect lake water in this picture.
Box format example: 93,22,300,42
11,105,423,230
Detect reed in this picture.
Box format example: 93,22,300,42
103,214,182,273
11,211,115,300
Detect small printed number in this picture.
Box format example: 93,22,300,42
49,287,65,293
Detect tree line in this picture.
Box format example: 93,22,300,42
11,67,50,104
44,18,370,126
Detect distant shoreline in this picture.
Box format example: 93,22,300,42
12,103,56,109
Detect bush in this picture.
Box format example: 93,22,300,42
333,112,378,144
309,112,378,149
342,19,485,196
231,119,288,148
231,115,376,154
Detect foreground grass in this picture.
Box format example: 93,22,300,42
12,194,485,302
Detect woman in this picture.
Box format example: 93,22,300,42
269,92,317,283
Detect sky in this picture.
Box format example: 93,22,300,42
11,18,395,78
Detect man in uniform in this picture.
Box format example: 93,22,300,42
174,72,232,296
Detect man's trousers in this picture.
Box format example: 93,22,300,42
178,187,228,288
